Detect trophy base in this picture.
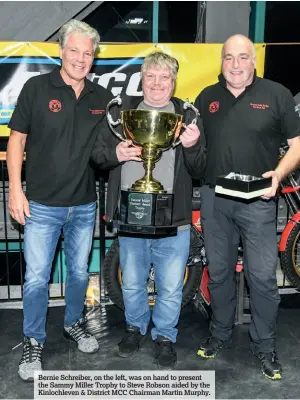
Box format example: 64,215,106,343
118,223,177,236
120,190,173,234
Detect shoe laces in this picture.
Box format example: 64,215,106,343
20,337,43,364
67,320,92,342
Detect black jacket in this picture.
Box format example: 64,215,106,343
91,95,207,226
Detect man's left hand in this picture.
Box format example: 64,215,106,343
180,123,200,148
261,170,280,199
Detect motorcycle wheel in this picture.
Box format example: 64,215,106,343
280,222,300,290
103,237,202,310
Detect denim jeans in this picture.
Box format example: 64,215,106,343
119,229,190,343
23,201,96,343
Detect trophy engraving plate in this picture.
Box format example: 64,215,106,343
120,190,173,233
215,173,272,199
127,193,153,225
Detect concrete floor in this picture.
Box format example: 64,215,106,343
0,295,300,399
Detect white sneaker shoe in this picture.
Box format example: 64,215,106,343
18,337,43,381
63,318,99,353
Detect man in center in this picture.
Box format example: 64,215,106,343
91,51,206,369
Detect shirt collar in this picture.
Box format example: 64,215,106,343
50,66,95,93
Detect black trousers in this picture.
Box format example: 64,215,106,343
200,185,280,352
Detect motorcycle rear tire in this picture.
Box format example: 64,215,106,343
280,222,300,290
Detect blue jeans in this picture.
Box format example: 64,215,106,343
119,229,190,343
23,201,96,343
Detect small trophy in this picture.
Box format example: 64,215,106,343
106,96,199,234
215,173,272,199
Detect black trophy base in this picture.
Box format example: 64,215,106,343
118,223,177,236
120,190,175,235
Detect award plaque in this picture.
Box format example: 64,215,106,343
106,95,200,235
215,173,272,199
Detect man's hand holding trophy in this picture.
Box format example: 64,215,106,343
106,95,200,235
116,140,142,163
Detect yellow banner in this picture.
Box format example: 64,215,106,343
0,42,265,138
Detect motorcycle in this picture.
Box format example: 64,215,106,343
278,146,300,289
103,147,300,311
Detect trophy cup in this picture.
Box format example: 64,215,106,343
106,95,200,235
215,172,272,199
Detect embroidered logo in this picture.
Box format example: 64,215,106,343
250,103,269,110
49,100,62,113
209,101,219,113
89,109,105,115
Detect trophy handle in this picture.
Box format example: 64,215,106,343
106,95,126,142
172,99,200,148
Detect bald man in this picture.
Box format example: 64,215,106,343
194,34,300,380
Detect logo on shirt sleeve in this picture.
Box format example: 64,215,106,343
209,101,219,113
49,100,62,112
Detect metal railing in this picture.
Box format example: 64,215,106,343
0,154,115,308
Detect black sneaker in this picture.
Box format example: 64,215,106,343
153,336,177,370
197,336,227,358
118,325,145,358
63,318,99,353
251,347,282,380
18,337,43,381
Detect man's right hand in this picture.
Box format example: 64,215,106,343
9,189,31,225
116,140,142,162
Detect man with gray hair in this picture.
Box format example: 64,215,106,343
195,34,300,379
7,19,113,381
91,51,207,369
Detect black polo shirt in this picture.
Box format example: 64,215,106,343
9,67,113,206
195,73,300,186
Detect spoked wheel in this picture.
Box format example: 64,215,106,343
104,234,203,310
280,222,300,290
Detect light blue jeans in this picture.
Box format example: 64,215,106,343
23,200,96,343
119,229,190,343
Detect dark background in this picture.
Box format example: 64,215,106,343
84,1,198,43
84,1,300,96
264,1,300,96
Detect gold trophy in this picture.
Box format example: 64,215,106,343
106,95,200,235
